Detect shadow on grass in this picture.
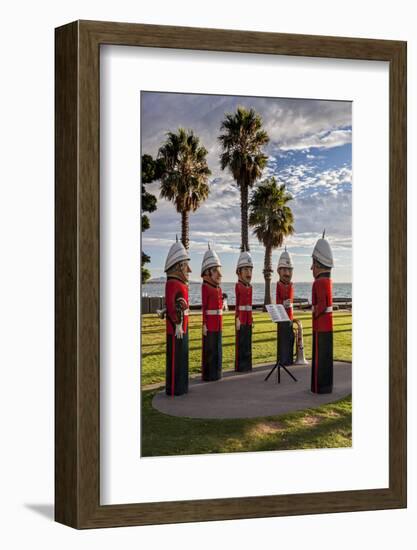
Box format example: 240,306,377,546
245,414,352,453
142,323,352,350
141,329,352,358
141,315,351,335
141,389,352,457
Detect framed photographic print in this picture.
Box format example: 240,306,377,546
55,20,406,528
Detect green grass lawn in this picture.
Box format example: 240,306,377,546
141,310,352,457
141,311,352,386
142,391,351,456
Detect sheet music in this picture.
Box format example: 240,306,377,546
265,304,290,323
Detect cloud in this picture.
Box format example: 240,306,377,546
144,236,238,254
291,188,352,237
262,158,352,204
278,128,352,151
141,92,352,182
283,232,352,250
141,92,352,278
144,162,351,255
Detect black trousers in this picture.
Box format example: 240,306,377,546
311,330,333,394
277,321,294,366
202,331,222,381
235,324,252,372
165,330,189,396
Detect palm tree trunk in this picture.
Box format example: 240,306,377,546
181,210,190,250
240,183,249,251
263,244,273,306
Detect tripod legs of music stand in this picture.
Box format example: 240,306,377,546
264,363,277,381
264,362,297,383
280,364,297,382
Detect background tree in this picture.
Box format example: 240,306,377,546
249,177,294,306
141,154,162,283
158,128,211,250
218,106,269,251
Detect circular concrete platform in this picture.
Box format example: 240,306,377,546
152,362,352,419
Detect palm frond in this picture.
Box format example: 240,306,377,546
218,106,270,187
158,128,212,215
248,177,295,248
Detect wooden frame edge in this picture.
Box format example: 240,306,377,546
55,20,407,529
55,20,80,528
76,488,405,529
388,39,407,509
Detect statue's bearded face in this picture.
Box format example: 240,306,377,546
209,266,222,285
278,267,293,284
238,266,252,284
176,260,191,282
203,266,222,285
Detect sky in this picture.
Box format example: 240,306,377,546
141,91,352,283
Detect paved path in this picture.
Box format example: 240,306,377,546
152,361,352,419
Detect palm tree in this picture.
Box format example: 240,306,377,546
249,177,294,306
218,106,269,251
158,128,211,250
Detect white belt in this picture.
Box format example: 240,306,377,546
311,306,332,313
206,309,223,315
238,305,252,311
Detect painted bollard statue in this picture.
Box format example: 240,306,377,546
235,250,253,372
164,238,191,396
201,244,223,381
311,231,334,394
276,247,295,366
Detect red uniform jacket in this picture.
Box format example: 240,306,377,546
202,281,223,332
235,281,253,326
276,281,294,321
312,274,333,332
165,277,189,335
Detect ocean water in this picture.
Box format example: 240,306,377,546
143,281,351,306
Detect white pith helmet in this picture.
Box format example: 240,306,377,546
312,229,334,268
278,247,294,269
164,236,190,272
236,249,254,270
201,243,222,276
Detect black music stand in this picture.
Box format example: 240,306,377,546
264,360,297,384
264,319,297,384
